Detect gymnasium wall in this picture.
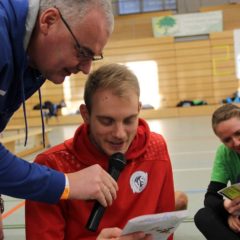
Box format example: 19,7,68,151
8,3,240,126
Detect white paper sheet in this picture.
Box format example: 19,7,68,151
122,210,188,240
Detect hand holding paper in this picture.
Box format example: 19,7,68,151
218,183,240,200
218,184,240,216
121,210,188,240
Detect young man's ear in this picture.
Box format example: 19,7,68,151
80,104,90,124
38,8,60,35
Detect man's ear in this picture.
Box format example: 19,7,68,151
80,104,90,124
38,8,60,35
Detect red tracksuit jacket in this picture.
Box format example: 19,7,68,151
25,118,175,240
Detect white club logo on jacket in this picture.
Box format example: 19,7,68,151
130,171,148,193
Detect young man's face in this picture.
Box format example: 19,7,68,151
81,89,141,156
215,117,240,153
30,8,109,84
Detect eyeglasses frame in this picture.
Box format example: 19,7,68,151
54,6,103,61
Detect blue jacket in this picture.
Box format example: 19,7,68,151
0,0,65,202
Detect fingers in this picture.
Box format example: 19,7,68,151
97,227,122,240
97,228,153,240
228,215,240,233
103,169,119,200
101,184,115,207
225,198,240,215
67,164,118,206
92,167,118,207
121,232,152,240
95,184,111,208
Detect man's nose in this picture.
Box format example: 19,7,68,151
77,60,92,74
113,123,126,139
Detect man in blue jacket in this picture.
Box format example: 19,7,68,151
0,0,119,238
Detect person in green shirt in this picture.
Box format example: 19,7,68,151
194,103,240,239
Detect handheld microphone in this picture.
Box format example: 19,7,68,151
86,152,126,232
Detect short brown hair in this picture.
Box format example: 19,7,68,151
84,63,140,113
212,103,240,133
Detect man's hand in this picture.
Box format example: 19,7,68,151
67,164,118,207
97,227,153,240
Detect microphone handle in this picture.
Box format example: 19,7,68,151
109,168,120,181
86,202,105,232
86,169,121,231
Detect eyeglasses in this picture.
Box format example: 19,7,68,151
55,7,103,61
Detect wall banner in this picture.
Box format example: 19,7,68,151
152,11,223,38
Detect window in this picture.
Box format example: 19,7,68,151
118,0,176,15
125,61,160,109
62,76,83,115
164,0,176,10
143,0,164,12
118,0,141,14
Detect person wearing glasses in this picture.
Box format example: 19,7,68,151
0,0,118,238
25,64,175,240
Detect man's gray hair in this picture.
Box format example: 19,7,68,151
39,0,114,34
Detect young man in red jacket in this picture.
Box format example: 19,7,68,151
25,64,176,240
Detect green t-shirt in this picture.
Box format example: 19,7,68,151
211,144,240,185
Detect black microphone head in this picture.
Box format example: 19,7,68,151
109,152,126,172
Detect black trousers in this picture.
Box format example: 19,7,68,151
194,207,240,240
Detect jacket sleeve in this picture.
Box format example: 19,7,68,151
0,143,65,203
25,153,67,240
157,161,175,213
204,181,229,222
157,138,175,240
157,137,175,213
25,199,66,240
160,161,175,240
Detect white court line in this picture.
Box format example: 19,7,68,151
170,150,215,156
173,167,211,172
